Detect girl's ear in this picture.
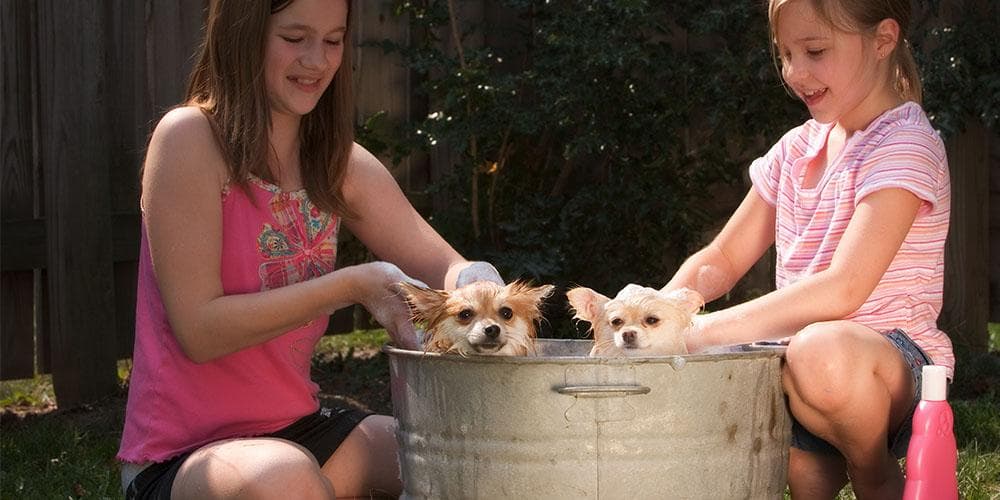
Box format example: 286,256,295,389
874,18,900,60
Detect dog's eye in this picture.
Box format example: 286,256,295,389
458,309,474,321
610,318,623,327
499,306,513,320
645,316,660,326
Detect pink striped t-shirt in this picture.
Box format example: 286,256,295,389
118,176,338,463
748,101,954,377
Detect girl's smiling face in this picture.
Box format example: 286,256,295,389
774,0,895,131
264,0,348,120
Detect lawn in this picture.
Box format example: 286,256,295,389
2,327,998,499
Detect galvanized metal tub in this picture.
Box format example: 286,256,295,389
384,339,791,499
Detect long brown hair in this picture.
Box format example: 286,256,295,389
185,0,356,216
768,0,922,104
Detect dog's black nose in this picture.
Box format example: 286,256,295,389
622,330,637,345
484,324,500,339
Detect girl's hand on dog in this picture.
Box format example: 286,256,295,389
351,261,426,350
684,314,711,354
455,261,504,287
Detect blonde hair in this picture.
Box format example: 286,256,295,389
185,0,356,216
768,0,922,104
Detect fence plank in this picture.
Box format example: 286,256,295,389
939,122,991,352
1,0,39,380
108,0,146,216
115,261,138,359
37,270,50,374
1,273,34,380
990,130,999,322
147,0,206,114
352,1,421,187
37,1,119,406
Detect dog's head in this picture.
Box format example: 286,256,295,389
567,285,703,357
399,280,555,356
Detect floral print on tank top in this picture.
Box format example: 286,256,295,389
249,176,339,290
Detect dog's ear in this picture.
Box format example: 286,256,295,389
566,287,610,323
504,281,556,321
397,281,449,321
662,287,704,314
506,281,555,304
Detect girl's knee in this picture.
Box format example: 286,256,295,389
177,439,332,500
784,324,857,411
245,459,333,500
356,414,397,437
786,324,848,376
322,415,402,498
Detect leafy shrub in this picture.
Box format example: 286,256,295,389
359,0,999,336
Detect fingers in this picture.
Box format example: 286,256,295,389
355,262,424,349
455,261,504,287
363,297,419,349
387,319,420,350
683,315,709,353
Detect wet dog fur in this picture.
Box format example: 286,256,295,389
567,285,703,357
399,280,555,356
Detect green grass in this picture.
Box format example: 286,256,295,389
987,323,998,345
1,405,124,499
0,374,55,409
315,328,390,354
1,327,998,499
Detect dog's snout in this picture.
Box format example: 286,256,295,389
622,329,637,345
484,324,501,339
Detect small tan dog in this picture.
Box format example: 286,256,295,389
567,284,703,357
399,280,555,356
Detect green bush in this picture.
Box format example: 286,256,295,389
359,0,999,336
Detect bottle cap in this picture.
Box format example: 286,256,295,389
921,365,948,401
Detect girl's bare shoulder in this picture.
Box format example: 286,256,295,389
146,106,228,186
151,106,217,149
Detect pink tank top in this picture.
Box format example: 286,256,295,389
118,176,339,463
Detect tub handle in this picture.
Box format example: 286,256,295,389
555,384,651,398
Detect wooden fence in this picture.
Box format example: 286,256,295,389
1,1,995,408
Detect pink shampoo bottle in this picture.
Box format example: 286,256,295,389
902,364,958,500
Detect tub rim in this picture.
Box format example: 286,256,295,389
382,338,785,365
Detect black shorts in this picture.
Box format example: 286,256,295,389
790,328,932,458
124,407,371,500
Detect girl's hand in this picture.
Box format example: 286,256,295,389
455,261,504,287
351,262,426,350
684,314,711,354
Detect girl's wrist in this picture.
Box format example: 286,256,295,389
686,313,719,352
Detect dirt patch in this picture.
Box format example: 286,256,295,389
312,348,394,414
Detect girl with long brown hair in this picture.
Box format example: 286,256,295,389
117,0,501,497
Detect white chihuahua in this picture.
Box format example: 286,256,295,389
568,285,703,357
399,280,555,356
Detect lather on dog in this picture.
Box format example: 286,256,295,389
399,280,555,356
568,284,703,357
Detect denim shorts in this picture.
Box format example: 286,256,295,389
790,329,932,458
123,407,371,500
